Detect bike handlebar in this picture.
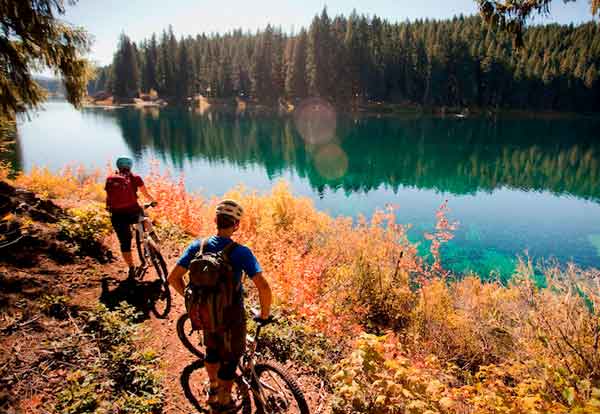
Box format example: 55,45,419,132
253,315,276,327
251,308,276,327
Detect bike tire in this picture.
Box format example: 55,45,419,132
253,361,310,414
180,359,251,414
176,313,205,359
148,240,172,318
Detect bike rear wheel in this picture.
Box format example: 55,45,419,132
147,240,171,318
253,361,309,414
176,313,205,358
181,359,251,414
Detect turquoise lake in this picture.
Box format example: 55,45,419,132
12,100,600,279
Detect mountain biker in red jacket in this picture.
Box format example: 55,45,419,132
105,156,157,279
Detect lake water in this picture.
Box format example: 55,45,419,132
13,100,600,278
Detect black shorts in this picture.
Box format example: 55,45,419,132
110,210,141,252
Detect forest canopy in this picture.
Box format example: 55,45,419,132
93,12,600,112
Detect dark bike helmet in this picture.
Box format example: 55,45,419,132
116,156,133,170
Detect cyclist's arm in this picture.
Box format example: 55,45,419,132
251,272,271,319
139,186,156,203
168,265,188,297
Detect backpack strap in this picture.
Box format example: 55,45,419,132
199,238,206,254
221,241,238,261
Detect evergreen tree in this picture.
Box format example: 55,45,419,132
142,34,159,93
285,29,308,99
175,38,192,103
307,9,334,98
584,65,597,89
1,0,91,118
112,34,139,100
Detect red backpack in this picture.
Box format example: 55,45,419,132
105,173,138,212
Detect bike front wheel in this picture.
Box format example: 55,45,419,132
253,361,310,414
148,240,171,318
181,359,251,414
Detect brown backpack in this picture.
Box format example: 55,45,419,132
184,239,240,334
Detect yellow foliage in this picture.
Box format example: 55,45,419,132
13,165,105,201
0,161,10,180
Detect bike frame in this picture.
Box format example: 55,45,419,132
134,206,155,271
239,324,286,408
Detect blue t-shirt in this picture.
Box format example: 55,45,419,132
177,236,262,289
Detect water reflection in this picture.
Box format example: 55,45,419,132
89,107,600,201
14,102,600,276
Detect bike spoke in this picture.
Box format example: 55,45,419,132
257,370,301,413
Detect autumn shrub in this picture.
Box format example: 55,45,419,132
59,202,112,253
403,261,600,413
0,160,10,180
411,276,523,369
55,370,104,414
331,333,454,414
252,312,344,379
515,262,600,382
12,164,105,201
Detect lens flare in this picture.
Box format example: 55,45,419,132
293,98,337,146
314,144,349,180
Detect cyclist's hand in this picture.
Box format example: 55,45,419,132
253,314,275,326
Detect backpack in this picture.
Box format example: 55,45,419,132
105,173,138,211
184,239,240,335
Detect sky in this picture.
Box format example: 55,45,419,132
61,0,596,66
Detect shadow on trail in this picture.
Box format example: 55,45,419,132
180,359,210,413
99,276,168,321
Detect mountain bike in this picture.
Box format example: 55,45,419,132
133,202,171,318
178,311,310,414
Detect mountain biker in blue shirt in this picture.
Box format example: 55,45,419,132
168,199,272,413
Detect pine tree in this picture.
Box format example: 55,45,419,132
285,29,308,99
112,34,139,100
1,0,91,118
307,9,333,98
175,38,192,103
142,34,159,93
584,64,598,89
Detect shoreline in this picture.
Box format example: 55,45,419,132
81,96,600,119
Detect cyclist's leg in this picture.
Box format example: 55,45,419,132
111,212,135,275
216,317,246,406
204,332,221,405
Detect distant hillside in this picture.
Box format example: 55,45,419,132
33,76,65,95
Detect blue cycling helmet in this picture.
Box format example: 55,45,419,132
116,156,133,170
